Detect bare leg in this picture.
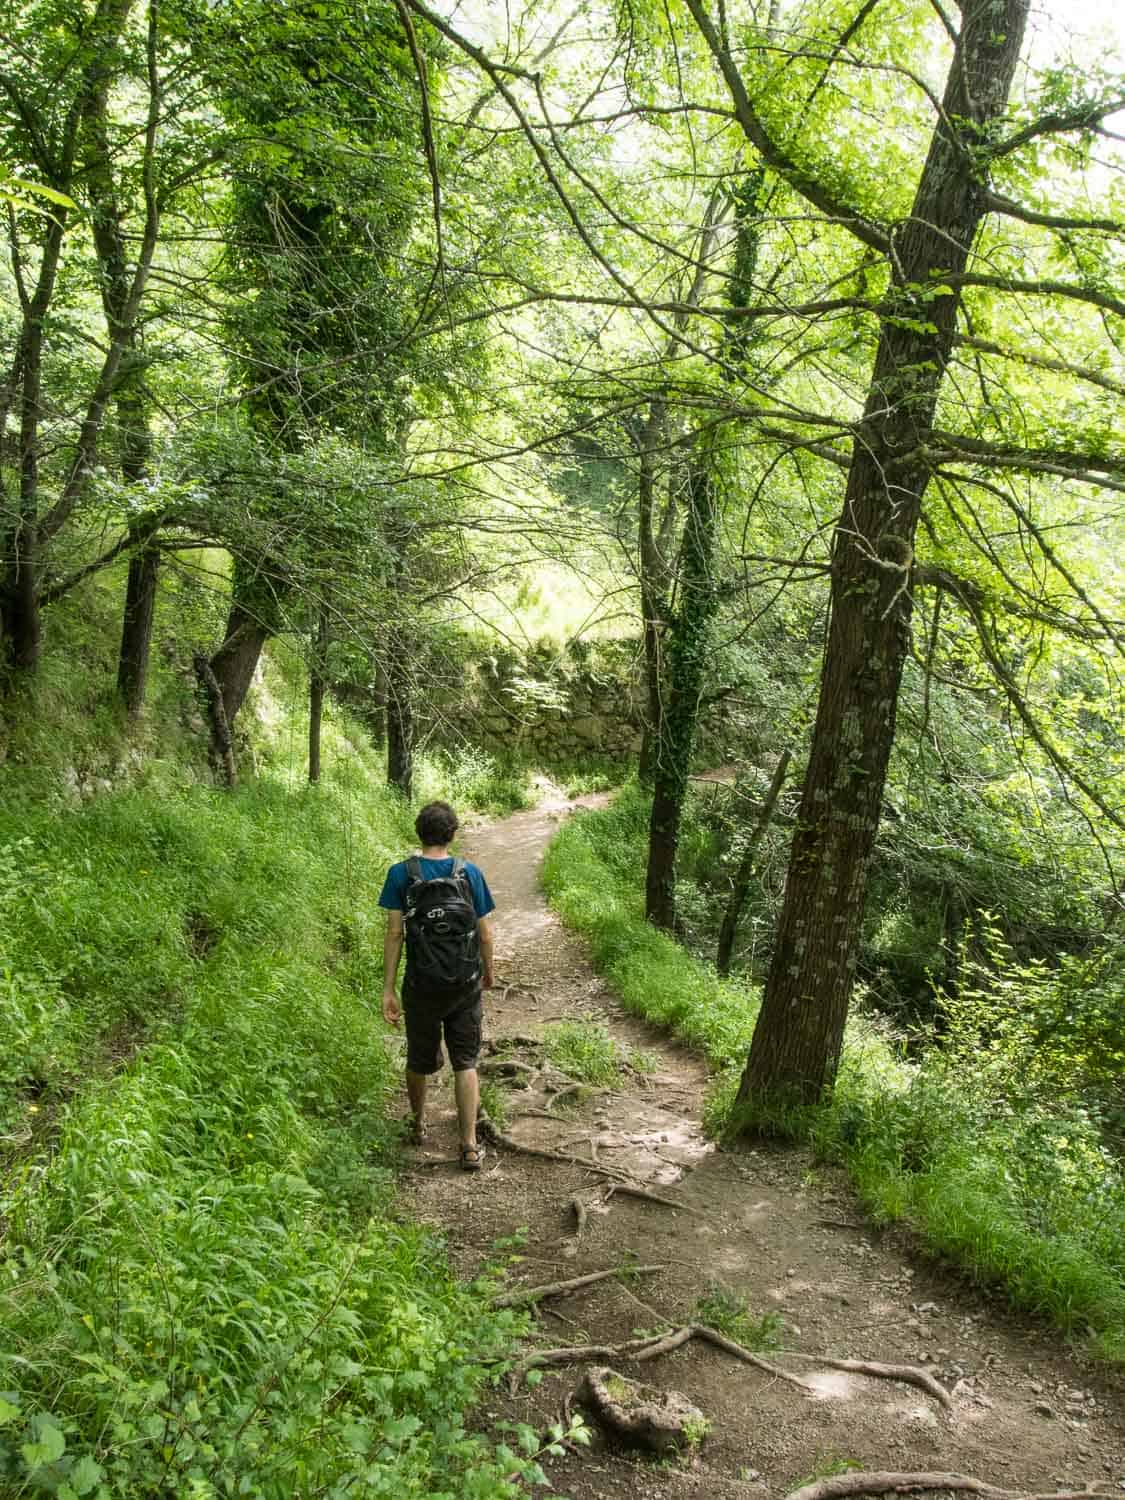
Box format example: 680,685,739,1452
406,1070,428,1136
453,1067,479,1148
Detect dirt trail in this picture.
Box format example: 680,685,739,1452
398,788,1124,1500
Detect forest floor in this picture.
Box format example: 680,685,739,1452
396,787,1125,1500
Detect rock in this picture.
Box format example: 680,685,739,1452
577,1366,710,1456
1034,1401,1056,1418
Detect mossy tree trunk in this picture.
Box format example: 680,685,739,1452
645,447,717,931
385,647,414,799
737,0,1029,1111
308,604,329,784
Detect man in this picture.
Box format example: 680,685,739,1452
379,800,495,1171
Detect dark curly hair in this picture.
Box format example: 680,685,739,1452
415,800,459,847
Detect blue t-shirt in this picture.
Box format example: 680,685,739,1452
378,857,495,919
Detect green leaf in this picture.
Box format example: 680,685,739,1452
22,1414,66,1469
70,1456,104,1496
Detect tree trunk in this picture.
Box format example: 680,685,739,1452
645,448,717,931
115,377,158,715
716,748,791,976
386,651,414,798
117,537,160,714
193,651,237,787
636,400,669,789
1,215,66,682
208,602,270,727
308,605,329,784
738,0,1029,1110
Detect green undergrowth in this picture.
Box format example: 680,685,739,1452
543,785,1125,1362
0,753,545,1496
541,1021,656,1086
541,789,762,1073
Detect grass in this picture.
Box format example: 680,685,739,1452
691,1286,785,1351
0,690,549,1496
542,784,1125,1362
541,1020,655,1087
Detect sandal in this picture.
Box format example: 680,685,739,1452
460,1143,484,1172
407,1118,427,1147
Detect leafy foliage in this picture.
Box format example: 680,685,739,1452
0,730,546,1495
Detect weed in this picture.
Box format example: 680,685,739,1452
479,1079,510,1131
692,1285,785,1350
542,1018,642,1087
0,761,538,1496
680,1415,712,1449
795,1452,865,1486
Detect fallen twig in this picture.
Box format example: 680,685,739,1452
785,1472,1116,1500
492,1264,664,1309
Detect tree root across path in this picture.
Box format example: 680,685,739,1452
492,1265,665,1309
784,1473,1118,1500
510,1323,814,1394
778,1352,953,1408
477,1113,697,1211
509,1323,957,1408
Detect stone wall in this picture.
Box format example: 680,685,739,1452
424,639,647,761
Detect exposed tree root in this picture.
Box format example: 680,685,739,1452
477,1114,635,1181
492,1264,664,1309
544,1082,585,1110
479,1058,540,1081
510,1323,962,1410
561,1193,589,1257
780,1353,952,1408
510,1323,813,1393
604,1182,698,1214
784,1472,1116,1500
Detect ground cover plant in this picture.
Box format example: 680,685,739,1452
0,728,551,1498
543,790,1125,1362
541,1021,655,1087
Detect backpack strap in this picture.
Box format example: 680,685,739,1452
405,855,423,883
451,856,476,913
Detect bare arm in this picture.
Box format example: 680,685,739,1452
382,909,404,1024
478,915,494,990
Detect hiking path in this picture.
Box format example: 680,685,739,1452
396,786,1124,1500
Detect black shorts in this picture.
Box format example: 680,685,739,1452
402,981,483,1074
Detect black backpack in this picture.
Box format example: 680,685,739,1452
402,857,481,994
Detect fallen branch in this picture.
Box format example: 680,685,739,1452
780,1353,952,1408
785,1472,1116,1500
492,1264,664,1309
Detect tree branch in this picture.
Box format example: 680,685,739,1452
681,0,890,252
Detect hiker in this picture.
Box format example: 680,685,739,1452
379,799,495,1171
